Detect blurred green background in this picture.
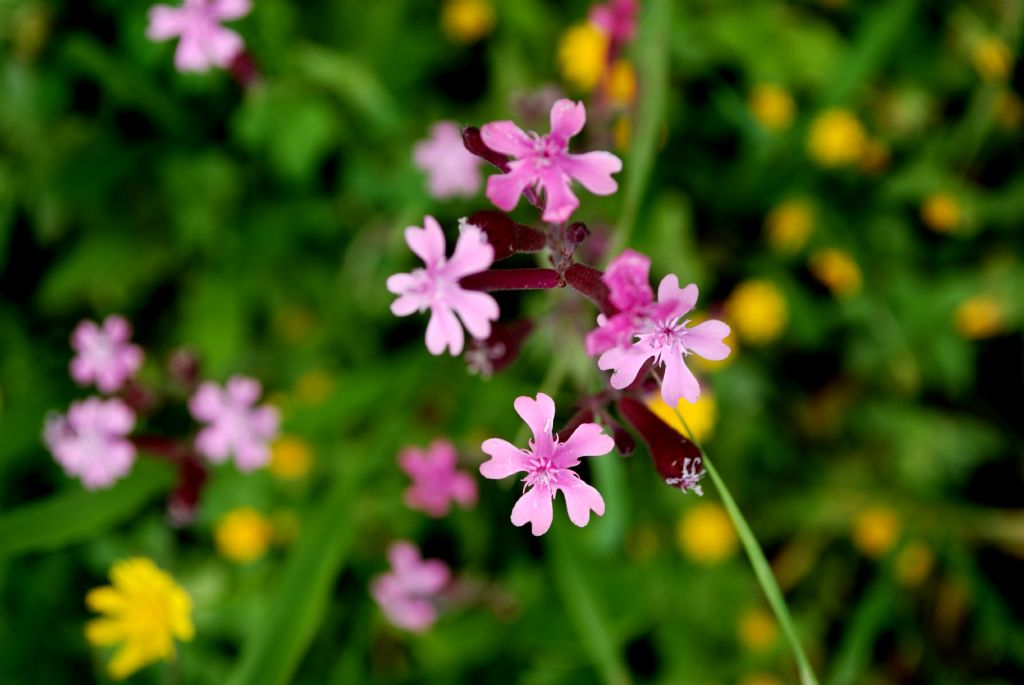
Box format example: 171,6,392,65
1,0,1022,683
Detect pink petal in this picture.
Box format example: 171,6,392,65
146,5,186,40
444,226,494,279
249,405,280,439
447,289,499,340
388,541,421,573
657,275,698,315
425,304,464,356
386,272,417,295
212,0,252,20
563,151,622,195
409,559,450,594
174,34,210,72
226,375,261,407
556,423,615,466
234,441,270,471
559,478,605,527
598,344,652,389
513,393,556,445
510,486,554,536
660,354,701,405
538,168,580,223
549,99,587,141
69,357,93,386
203,27,244,68
685,320,732,361
405,217,447,267
189,382,225,421
398,447,427,477
195,426,232,462
603,249,653,311
479,438,530,479
71,320,101,352
450,472,478,507
102,315,131,343
486,165,535,212
480,120,534,156
99,400,135,435
428,440,458,470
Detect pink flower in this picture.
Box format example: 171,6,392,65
189,375,279,471
387,216,500,356
146,0,251,73
45,398,136,490
69,315,144,394
598,276,731,405
481,99,622,223
479,393,614,536
413,121,483,199
370,541,450,632
399,440,477,517
589,0,639,44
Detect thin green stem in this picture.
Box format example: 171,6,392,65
670,409,820,685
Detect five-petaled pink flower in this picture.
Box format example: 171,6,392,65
479,392,614,536
387,216,500,356
45,397,136,490
589,0,639,44
399,440,478,517
481,99,622,223
370,541,450,632
413,121,483,199
189,375,280,471
598,276,731,405
146,0,251,73
69,315,144,394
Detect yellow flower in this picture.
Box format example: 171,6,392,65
678,502,738,564
737,607,778,651
612,115,632,152
738,675,784,685
748,84,795,130
215,507,273,563
807,108,867,167
921,193,961,233
558,23,609,92
954,295,1005,339
972,37,1013,81
441,0,494,44
85,558,194,680
725,279,788,345
852,505,901,559
895,541,934,587
606,59,637,107
765,199,814,254
647,392,717,443
270,436,313,480
809,248,862,297
994,90,1024,130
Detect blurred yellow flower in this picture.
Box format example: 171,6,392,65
748,84,795,130
647,392,717,443
558,23,609,91
954,295,1005,339
613,115,632,152
994,90,1024,130
678,502,738,564
852,505,901,558
921,193,961,233
737,607,778,651
725,279,789,344
270,435,313,480
738,675,784,685
765,199,814,254
896,541,934,587
858,138,890,174
807,108,867,167
295,369,334,405
971,36,1013,81
215,507,273,563
441,0,494,44
85,558,194,680
809,249,862,297
606,59,637,107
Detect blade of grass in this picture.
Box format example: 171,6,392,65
826,563,897,685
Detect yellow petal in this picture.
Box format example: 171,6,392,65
85,618,125,647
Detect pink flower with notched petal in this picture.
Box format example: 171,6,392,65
387,216,500,356
399,440,477,518
45,398,136,490
589,0,639,44
189,375,279,471
480,393,614,536
481,99,622,223
69,315,144,394
146,0,251,73
598,276,732,405
413,121,483,199
370,541,450,632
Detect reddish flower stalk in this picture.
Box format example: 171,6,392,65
228,49,261,88
565,263,616,316
460,268,563,292
616,397,704,494
131,435,210,523
467,211,547,260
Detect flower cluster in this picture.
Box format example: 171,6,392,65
371,541,451,632
147,0,251,73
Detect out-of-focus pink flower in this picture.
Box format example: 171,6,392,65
479,392,614,536
69,315,144,394
387,216,500,356
189,376,279,471
370,541,450,632
481,99,622,223
399,440,477,517
413,121,483,199
45,398,136,490
598,276,731,405
146,0,251,73
589,0,639,44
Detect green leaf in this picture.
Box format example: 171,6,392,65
0,459,174,559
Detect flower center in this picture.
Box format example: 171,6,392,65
524,456,559,492
530,134,565,169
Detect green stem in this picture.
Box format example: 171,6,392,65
671,409,820,685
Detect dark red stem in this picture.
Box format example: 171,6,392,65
565,263,616,316
461,268,563,292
